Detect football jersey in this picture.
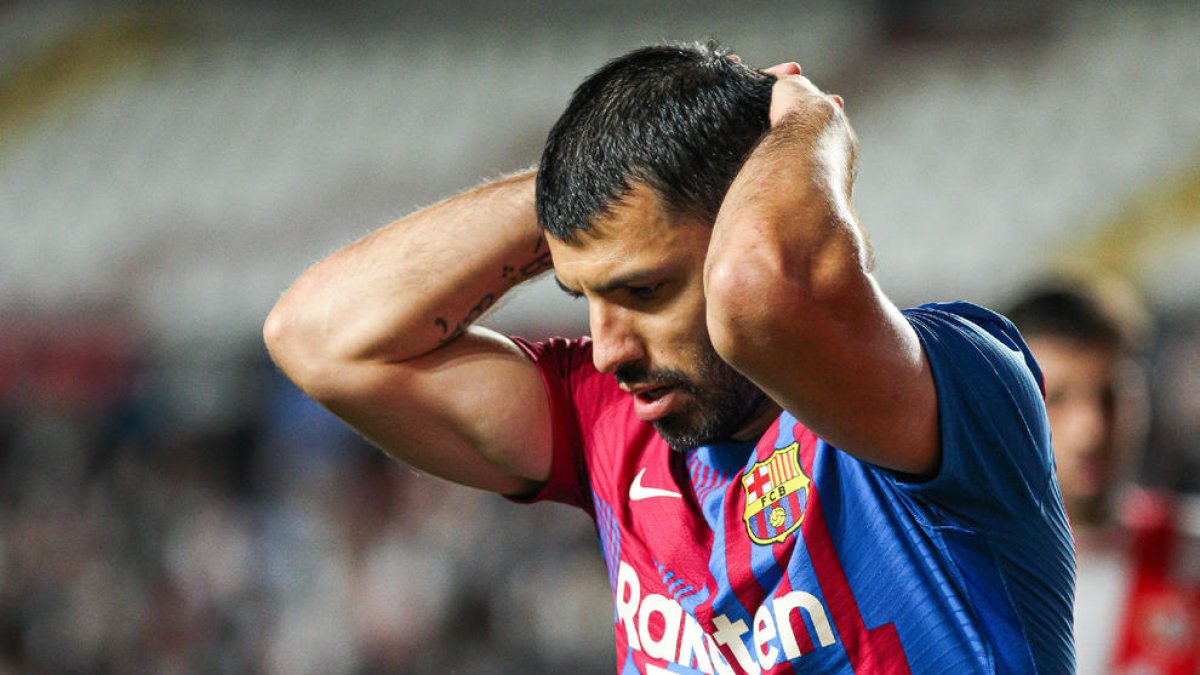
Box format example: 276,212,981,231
511,302,1075,674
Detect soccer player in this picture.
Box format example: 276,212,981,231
1007,278,1150,542
265,43,1075,673
1009,278,1200,674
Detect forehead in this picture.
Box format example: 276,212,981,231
1029,336,1120,383
548,183,710,285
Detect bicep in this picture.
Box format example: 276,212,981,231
316,327,553,495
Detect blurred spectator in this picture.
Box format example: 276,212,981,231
1009,275,1200,674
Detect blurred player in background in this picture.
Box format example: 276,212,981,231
1008,277,1151,538
267,43,1075,672
1010,277,1200,674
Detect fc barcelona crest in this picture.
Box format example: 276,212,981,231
741,442,811,545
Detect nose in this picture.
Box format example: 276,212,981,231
589,302,645,375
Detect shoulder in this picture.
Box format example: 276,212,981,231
897,301,1058,520
904,301,1045,399
904,301,1032,353
509,336,608,400
509,334,593,369
507,334,631,433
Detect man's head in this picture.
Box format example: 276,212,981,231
1008,276,1151,528
538,42,776,450
536,41,774,241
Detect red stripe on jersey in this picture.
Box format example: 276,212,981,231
726,487,770,604
792,423,912,673
770,536,806,673
721,462,772,667
688,416,775,633
787,489,804,531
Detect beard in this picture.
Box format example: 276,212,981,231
615,340,768,452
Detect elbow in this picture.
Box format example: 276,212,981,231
705,227,864,369
263,297,337,398
705,250,788,370
262,302,293,371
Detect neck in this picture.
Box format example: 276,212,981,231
732,394,783,443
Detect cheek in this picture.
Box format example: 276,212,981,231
621,272,711,367
652,295,710,354
644,325,701,371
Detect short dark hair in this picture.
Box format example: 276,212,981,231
1007,276,1150,352
536,41,774,241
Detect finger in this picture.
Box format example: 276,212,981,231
774,74,823,96
769,76,836,125
763,61,801,77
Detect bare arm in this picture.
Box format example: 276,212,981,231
264,170,555,495
703,73,939,475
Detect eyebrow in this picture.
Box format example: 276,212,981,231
554,268,663,297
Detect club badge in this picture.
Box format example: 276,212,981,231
741,442,810,545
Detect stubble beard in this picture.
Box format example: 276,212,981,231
618,341,769,452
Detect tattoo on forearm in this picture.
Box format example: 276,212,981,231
434,292,496,344
435,238,553,344
502,240,553,287
519,252,553,279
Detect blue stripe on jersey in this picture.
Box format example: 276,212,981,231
688,461,725,510
594,496,622,621
774,416,854,670
688,443,742,541
655,560,711,614
704,483,755,629
691,442,759,633
743,444,792,630
620,647,639,675
662,663,708,674
688,443,743,532
774,419,797,447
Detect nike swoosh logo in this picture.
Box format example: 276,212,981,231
629,467,683,501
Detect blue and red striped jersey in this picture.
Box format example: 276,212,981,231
513,302,1075,673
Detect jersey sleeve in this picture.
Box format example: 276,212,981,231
896,302,1057,526
506,336,602,513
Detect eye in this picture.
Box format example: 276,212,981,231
627,283,664,300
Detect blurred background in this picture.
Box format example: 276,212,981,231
1,0,1198,673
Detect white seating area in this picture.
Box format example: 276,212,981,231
0,1,1197,349
853,1,1200,306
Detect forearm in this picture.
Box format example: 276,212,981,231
264,169,548,390
705,101,867,347
704,86,936,472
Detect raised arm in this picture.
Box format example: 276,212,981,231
703,72,939,475
263,170,555,495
